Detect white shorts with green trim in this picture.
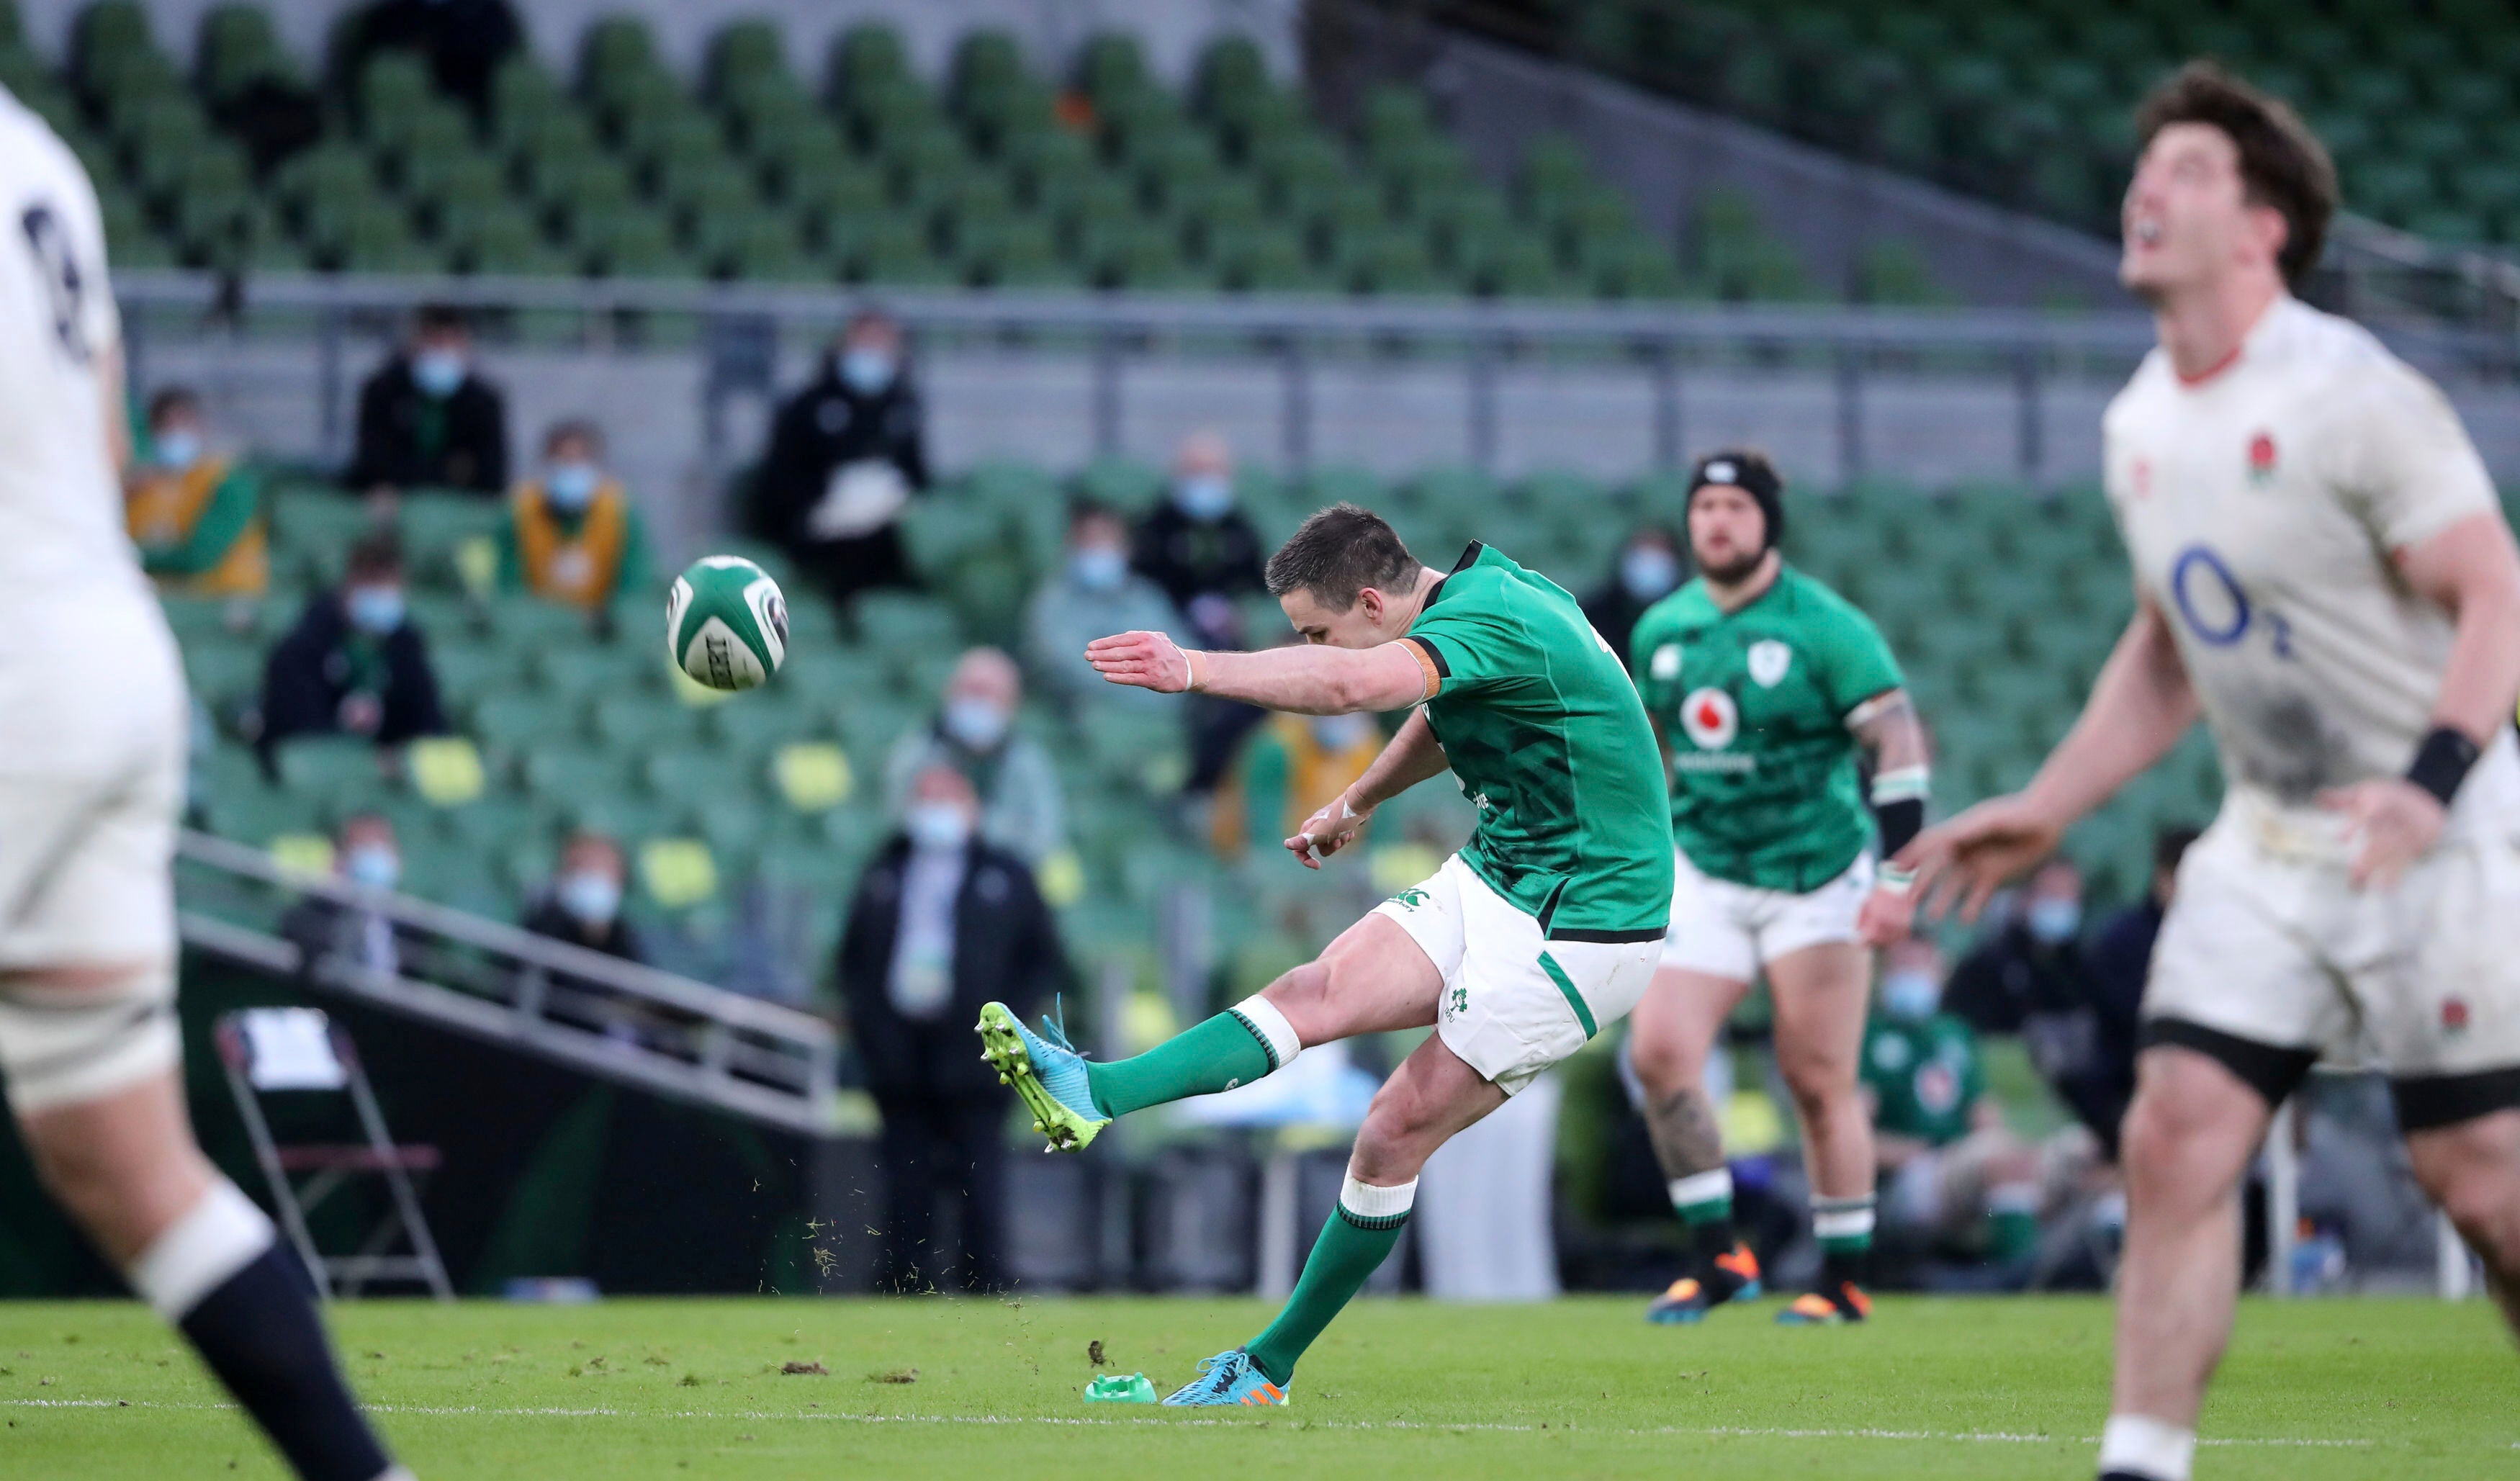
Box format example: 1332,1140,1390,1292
1659,847,1872,981
1374,853,1660,1095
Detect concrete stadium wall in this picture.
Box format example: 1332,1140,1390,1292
13,0,1302,85
135,328,2520,567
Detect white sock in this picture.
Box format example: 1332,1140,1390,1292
1668,1168,1733,1210
1812,1197,1876,1243
1230,994,1302,1073
126,1179,276,1320
1338,1173,1418,1223
2099,1414,2196,1481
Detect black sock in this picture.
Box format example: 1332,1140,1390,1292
1688,1215,1738,1269
178,1243,393,1481
1821,1243,1871,1295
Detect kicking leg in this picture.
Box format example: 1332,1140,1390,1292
2096,1045,2273,1481
11,963,402,1481
2402,1107,2520,1338
1626,965,1760,1318
979,912,1440,1149
1168,1032,1503,1403
1765,940,1877,1321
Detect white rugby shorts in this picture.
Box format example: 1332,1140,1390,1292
2145,749,2520,1127
1374,853,1659,1094
1658,847,1873,981
0,599,186,971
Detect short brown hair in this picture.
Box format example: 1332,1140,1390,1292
2135,61,2337,287
1265,503,1422,613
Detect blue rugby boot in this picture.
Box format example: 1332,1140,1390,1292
976,1000,1110,1153
1161,1350,1290,1407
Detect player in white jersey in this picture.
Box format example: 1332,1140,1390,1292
0,87,407,1480
1904,65,2520,1481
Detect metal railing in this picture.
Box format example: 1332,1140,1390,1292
176,829,842,1135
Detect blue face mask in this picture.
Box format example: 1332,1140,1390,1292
841,348,896,396
1173,474,1235,521
557,870,621,927
1621,545,1679,600
905,802,972,852
1879,969,1940,1021
1070,546,1126,592
2025,896,2082,945
345,843,400,891
345,585,405,635
545,461,600,513
942,696,1009,750
151,428,202,470
412,348,467,397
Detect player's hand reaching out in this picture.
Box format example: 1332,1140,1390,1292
2319,777,2445,891
1896,792,2065,924
1286,788,1372,870
1085,630,1194,693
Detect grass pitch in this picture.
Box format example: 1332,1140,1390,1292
0,1294,2511,1478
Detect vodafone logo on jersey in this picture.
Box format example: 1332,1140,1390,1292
1680,688,1737,749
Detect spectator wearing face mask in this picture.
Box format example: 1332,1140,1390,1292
346,303,509,496
1133,431,1274,793
1131,431,1267,646
1581,526,1683,671
1210,707,1385,857
1023,500,1183,716
1866,939,2073,1266
125,386,269,598
884,647,1065,866
756,310,929,603
257,533,449,765
280,813,416,983
497,420,651,613
522,832,644,964
838,764,1071,1292
1942,855,2100,1038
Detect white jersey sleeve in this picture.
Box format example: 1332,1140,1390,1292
2331,355,2498,557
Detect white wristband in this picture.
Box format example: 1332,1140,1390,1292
1876,865,1915,896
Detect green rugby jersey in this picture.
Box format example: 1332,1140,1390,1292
1629,564,1903,892
1400,543,1673,940
1861,1013,1984,1148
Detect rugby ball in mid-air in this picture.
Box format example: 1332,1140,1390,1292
667,556,787,691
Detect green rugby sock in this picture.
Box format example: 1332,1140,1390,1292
1246,1177,1415,1385
1083,996,1295,1118
1669,1168,1738,1264
1814,1194,1876,1290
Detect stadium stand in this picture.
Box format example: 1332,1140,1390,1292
165,454,2403,1012
1428,0,2520,251
0,1,1835,297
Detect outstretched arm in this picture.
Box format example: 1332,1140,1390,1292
1085,629,1435,715
1900,592,2197,922
1286,710,1449,869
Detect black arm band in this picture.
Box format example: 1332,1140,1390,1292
2406,726,2482,809
1871,796,1925,859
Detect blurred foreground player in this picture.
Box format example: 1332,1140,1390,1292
1903,64,2520,1481
0,86,406,1480
1624,449,1930,1327
980,505,1672,1404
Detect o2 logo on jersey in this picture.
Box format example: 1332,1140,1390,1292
2170,543,2295,659
1679,688,1738,749
19,203,91,364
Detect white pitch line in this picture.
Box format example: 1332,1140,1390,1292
0,1396,2385,1447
